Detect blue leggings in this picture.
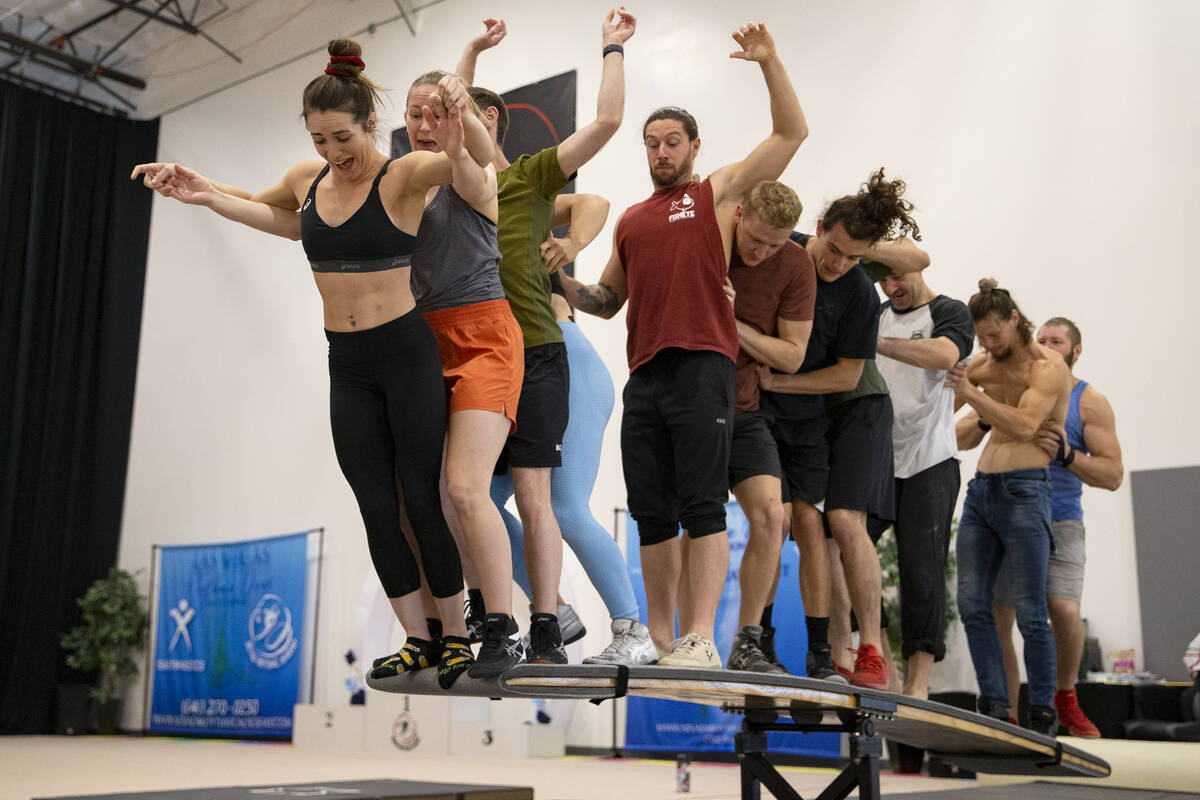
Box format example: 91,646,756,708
490,321,639,620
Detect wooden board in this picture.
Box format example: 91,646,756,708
367,664,1109,779
34,779,532,800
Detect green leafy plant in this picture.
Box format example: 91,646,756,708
877,519,959,674
60,567,149,703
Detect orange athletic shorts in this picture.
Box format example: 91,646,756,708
423,298,524,430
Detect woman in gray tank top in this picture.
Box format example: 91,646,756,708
403,71,528,678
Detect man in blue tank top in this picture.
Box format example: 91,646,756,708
959,317,1124,737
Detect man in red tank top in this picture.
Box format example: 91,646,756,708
559,21,808,667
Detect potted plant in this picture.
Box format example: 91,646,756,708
60,567,149,733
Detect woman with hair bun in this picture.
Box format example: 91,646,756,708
131,39,497,688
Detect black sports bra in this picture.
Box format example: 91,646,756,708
299,158,417,273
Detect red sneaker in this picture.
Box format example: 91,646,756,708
1055,689,1100,738
849,644,888,690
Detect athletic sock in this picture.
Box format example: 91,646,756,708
467,588,485,613
806,616,830,649
760,604,775,629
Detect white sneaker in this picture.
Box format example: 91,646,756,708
582,619,658,665
655,633,722,669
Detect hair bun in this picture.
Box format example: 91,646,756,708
978,277,999,293
326,38,365,78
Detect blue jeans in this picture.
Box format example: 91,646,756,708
956,469,1056,713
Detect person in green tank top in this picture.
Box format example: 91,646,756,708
453,8,637,663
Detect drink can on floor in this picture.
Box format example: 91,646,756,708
675,753,690,793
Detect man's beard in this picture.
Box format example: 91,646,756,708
650,157,693,188
991,345,1013,362
1063,350,1076,368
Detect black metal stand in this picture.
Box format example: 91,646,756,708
731,694,895,800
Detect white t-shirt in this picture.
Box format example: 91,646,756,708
877,295,974,478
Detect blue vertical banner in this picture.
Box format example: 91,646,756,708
624,502,840,758
149,531,309,737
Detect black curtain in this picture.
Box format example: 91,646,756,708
0,80,159,733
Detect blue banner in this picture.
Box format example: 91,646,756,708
149,531,309,737
624,503,839,759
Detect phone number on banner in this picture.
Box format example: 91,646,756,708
176,698,261,716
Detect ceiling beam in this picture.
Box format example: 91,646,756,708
0,30,145,89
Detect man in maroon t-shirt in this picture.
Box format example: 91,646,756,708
560,22,808,668
723,181,815,673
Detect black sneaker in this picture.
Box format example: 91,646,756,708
727,625,786,674
805,643,850,684
1028,704,1058,737
437,636,475,689
525,613,568,664
465,591,486,644
468,613,523,679
369,636,439,679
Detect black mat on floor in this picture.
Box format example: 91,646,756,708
33,779,532,800
886,782,1199,800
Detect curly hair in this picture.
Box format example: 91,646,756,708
301,39,386,128
821,167,921,244
969,278,1034,345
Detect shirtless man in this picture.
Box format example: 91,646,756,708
959,317,1123,736
946,279,1072,736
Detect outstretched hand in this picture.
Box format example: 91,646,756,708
730,21,776,63
602,6,637,45
130,162,215,205
468,18,507,54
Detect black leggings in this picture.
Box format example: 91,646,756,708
326,310,461,599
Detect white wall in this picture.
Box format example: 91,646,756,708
118,0,1200,737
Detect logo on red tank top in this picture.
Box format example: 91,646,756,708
668,192,696,223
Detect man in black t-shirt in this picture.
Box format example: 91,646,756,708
757,168,926,689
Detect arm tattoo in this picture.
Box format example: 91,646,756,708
575,281,619,318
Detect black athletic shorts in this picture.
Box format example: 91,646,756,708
496,341,569,472
729,410,782,488
825,394,895,520
769,413,828,508
621,348,735,545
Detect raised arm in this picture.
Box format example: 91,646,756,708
738,317,811,373
555,8,637,177
1034,388,1124,490
865,237,930,275
131,162,302,240
876,335,960,371
540,193,611,273
709,22,808,205
456,17,506,84
559,216,627,319
952,358,1069,442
